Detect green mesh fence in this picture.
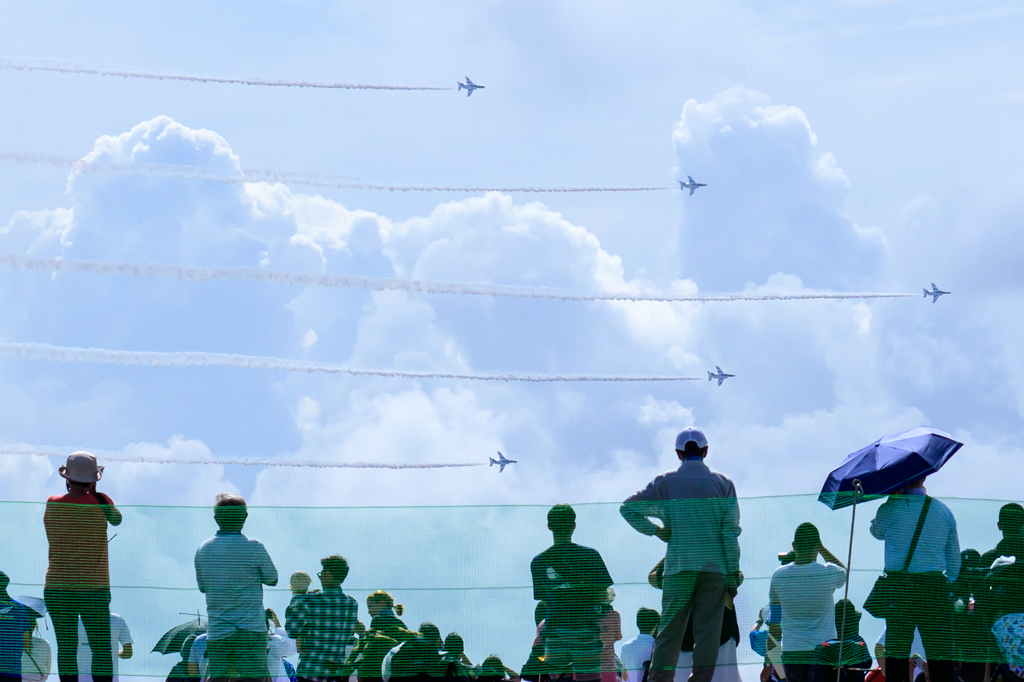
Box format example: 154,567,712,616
2,494,1022,679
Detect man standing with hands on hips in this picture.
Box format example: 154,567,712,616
620,428,742,682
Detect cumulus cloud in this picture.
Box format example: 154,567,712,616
3,93,1023,680
672,86,885,291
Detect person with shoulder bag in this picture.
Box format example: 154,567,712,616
866,477,960,682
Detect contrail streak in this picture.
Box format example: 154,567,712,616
0,444,481,470
0,152,673,193
0,58,452,91
0,342,703,383
0,254,919,303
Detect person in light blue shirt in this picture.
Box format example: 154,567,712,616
0,570,31,682
869,478,959,682
194,494,278,682
620,428,741,682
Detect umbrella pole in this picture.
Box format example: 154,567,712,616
835,479,862,682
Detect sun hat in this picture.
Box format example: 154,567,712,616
675,428,708,451
58,451,104,483
289,571,312,593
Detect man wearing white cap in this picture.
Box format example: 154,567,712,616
620,428,741,682
43,452,122,682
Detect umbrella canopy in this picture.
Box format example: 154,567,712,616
819,426,963,509
152,618,206,655
15,596,47,619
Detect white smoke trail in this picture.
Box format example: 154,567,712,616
0,58,452,91
0,444,482,470
0,254,919,303
0,342,703,383
0,152,674,193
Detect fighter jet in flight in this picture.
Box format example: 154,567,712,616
924,283,950,303
708,366,735,386
679,176,707,196
489,451,517,473
458,77,485,97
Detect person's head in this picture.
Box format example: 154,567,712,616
480,656,506,680
319,555,349,588
834,599,861,638
59,451,103,493
636,607,660,635
419,622,441,646
0,570,9,593
674,428,708,461
367,590,403,617
792,522,821,562
290,571,312,594
547,504,576,542
961,549,983,572
444,632,465,658
213,493,247,532
998,503,1024,537
906,476,927,491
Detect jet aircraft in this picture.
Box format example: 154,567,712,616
458,77,485,97
924,283,950,303
489,451,517,472
679,175,707,196
708,366,735,386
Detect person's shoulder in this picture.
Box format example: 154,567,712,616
195,536,217,554
928,496,955,517
704,467,736,487
569,542,606,561
46,494,68,503
824,562,847,575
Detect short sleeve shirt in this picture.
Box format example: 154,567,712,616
77,613,133,681
0,595,29,676
769,562,847,653
531,543,613,630
44,493,116,589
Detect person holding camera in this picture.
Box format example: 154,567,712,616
44,452,123,682
765,523,847,682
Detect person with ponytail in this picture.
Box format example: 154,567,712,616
344,592,414,682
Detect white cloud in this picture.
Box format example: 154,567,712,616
637,395,695,426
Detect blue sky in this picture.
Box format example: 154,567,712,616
1,0,1023,674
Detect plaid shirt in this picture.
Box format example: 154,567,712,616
285,588,359,678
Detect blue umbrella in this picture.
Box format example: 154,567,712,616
818,426,963,678
818,426,963,510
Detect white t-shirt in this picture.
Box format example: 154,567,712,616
620,633,654,682
22,635,52,682
769,561,846,653
77,614,133,682
268,627,296,682
189,634,209,679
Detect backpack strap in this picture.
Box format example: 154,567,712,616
902,496,932,572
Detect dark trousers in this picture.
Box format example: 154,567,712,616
44,588,112,682
883,573,954,682
207,630,269,682
784,664,823,682
1,674,23,682
650,571,726,682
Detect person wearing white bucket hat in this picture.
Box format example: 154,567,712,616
43,452,122,682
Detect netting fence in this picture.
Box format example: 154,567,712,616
2,494,1021,680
